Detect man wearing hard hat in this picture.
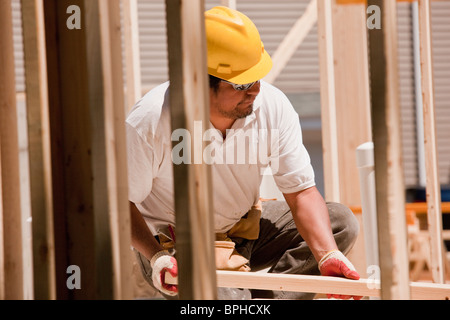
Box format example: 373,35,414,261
127,6,361,300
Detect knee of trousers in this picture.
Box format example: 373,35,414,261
326,202,360,254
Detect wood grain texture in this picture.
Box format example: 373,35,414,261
418,0,445,284
0,0,24,300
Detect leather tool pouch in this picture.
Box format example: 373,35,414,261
227,201,262,240
157,201,262,272
214,201,262,272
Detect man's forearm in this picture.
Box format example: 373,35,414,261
130,201,164,260
283,186,338,262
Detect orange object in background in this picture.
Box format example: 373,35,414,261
336,0,416,4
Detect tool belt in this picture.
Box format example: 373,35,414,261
157,200,262,272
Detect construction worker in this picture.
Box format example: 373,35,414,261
127,6,361,300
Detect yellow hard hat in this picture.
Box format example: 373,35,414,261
205,6,272,85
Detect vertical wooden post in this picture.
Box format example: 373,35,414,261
417,0,445,284
166,0,216,299
43,0,132,299
97,0,133,299
330,0,372,207
122,0,142,111
368,0,410,299
317,0,340,203
21,0,56,300
0,0,24,300
318,0,372,274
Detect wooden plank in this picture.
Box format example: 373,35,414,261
217,271,379,298
122,0,142,111
331,0,372,208
264,0,317,84
42,0,69,299
97,0,133,299
48,0,97,299
20,0,56,300
167,271,450,300
43,0,132,299
84,0,133,299
317,0,340,203
165,0,216,299
367,0,410,299
318,0,372,274
418,0,445,284
0,0,24,300
217,271,450,300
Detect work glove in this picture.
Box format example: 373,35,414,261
318,249,363,300
150,250,178,296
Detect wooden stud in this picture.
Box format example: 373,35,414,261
122,0,143,111
0,0,24,300
417,0,445,284
83,0,133,299
317,0,372,274
317,0,340,203
165,0,216,299
43,0,132,299
330,0,372,208
368,0,411,299
21,0,56,300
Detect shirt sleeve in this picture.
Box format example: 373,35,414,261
270,94,315,194
126,122,157,204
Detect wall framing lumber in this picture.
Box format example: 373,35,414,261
122,0,142,111
43,0,132,299
20,0,56,300
216,271,450,300
318,0,372,207
330,0,372,207
0,0,24,300
317,0,340,203
165,0,216,299
367,0,410,299
93,0,133,300
317,0,372,275
417,0,445,284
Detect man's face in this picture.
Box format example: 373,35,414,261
209,81,261,120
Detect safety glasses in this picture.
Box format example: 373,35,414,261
221,80,259,91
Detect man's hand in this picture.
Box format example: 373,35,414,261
318,250,363,300
150,250,178,296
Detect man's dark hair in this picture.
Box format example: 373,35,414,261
209,75,221,93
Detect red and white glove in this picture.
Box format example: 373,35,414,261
318,249,362,300
150,250,178,296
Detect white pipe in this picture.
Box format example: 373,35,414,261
356,142,379,276
412,1,426,187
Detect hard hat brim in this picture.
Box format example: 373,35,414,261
208,49,273,85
